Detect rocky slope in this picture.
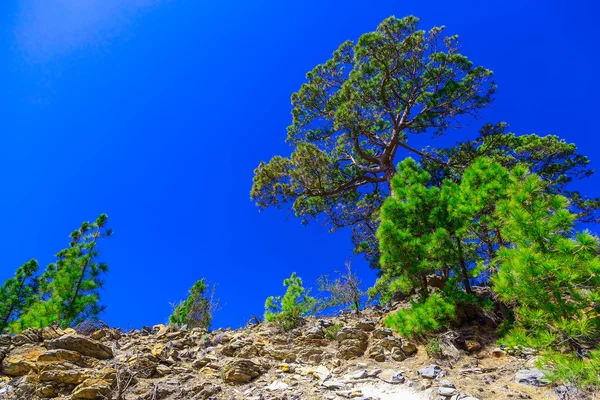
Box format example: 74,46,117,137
0,307,571,400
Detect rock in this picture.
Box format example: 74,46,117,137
515,368,550,387
438,386,458,397
39,369,92,385
12,330,40,346
37,349,85,365
354,320,376,332
368,347,385,362
337,343,366,360
439,380,455,388
464,340,481,352
195,383,221,399
419,380,432,390
71,378,111,399
336,327,369,343
1,345,45,377
313,365,331,381
321,380,346,389
266,380,289,391
265,346,296,361
278,363,294,373
418,364,443,379
0,335,11,347
222,359,264,383
491,348,506,358
401,340,418,355
428,275,446,289
156,364,172,376
371,328,393,339
41,326,65,341
128,354,158,378
46,334,113,359
347,369,368,379
378,369,405,384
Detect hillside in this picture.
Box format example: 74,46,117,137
0,304,568,400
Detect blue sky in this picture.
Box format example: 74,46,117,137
0,0,598,330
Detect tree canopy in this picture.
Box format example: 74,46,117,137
252,15,495,261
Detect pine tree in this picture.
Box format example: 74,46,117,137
493,167,600,352
170,279,219,330
0,259,39,333
252,16,495,263
265,272,317,331
12,214,112,331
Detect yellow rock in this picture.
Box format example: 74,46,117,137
279,363,290,372
1,345,45,377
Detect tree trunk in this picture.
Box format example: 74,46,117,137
456,237,473,294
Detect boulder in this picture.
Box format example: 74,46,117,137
378,369,404,384
1,345,45,377
46,334,113,359
371,328,393,339
418,364,443,379
515,368,550,387
336,327,368,343
71,378,111,399
222,359,264,383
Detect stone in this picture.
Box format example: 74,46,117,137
39,369,92,385
438,386,458,397
439,380,455,388
464,340,482,352
371,328,393,339
46,335,113,359
1,345,45,377
41,326,65,341
322,380,346,389
347,369,368,379
491,348,506,358
266,380,289,391
0,335,11,347
335,327,369,343
222,359,264,383
515,368,550,387
418,364,443,379
313,365,331,381
128,354,158,378
378,369,405,384
195,383,221,399
71,378,111,399
401,340,418,355
337,343,366,360
37,349,84,365
156,364,172,376
354,320,376,332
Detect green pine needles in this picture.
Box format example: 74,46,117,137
265,272,317,331
0,259,39,332
4,214,112,333
493,167,600,352
169,279,219,330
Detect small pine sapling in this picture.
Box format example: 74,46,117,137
265,272,317,331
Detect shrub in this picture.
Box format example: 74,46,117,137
323,323,344,340
539,349,600,394
265,272,317,331
425,337,443,359
383,293,456,339
170,279,219,330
